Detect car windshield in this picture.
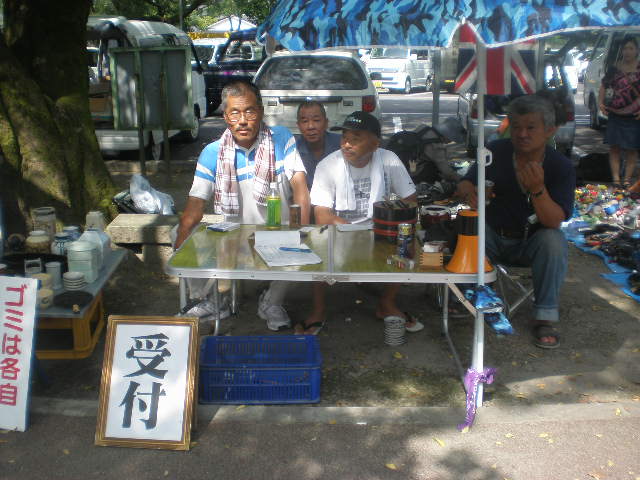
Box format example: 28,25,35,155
194,45,215,63
370,48,408,59
255,56,368,90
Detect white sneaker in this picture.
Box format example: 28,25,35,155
177,298,231,320
258,290,291,331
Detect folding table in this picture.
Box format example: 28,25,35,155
166,224,496,384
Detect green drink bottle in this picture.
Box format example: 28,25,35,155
266,182,281,229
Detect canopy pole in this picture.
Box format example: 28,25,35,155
472,40,487,408
431,49,442,127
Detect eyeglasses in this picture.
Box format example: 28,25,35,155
226,109,260,123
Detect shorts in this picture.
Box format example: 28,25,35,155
604,114,640,149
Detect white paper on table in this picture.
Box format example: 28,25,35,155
253,230,322,267
337,220,373,232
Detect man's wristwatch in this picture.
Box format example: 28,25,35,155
531,187,545,198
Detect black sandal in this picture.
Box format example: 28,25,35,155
532,324,560,349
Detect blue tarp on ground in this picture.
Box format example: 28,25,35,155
563,221,639,303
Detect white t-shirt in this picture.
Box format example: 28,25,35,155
310,148,415,222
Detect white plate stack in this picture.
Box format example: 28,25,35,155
63,271,86,291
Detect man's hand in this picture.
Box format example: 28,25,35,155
516,161,545,195
175,197,205,249
454,180,478,209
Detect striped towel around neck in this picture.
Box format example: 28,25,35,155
213,124,275,216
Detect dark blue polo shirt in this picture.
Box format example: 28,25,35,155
294,131,342,189
463,139,575,231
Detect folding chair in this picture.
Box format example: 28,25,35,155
494,264,534,319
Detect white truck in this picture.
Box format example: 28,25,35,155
87,16,207,159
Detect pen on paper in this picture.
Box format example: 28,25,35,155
279,247,312,253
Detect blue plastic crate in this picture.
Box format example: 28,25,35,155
199,335,322,404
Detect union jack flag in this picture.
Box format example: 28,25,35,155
455,24,538,96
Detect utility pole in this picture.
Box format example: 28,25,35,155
179,0,184,30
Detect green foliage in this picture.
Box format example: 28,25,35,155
90,0,275,27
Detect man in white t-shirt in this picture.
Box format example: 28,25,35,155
176,80,310,331
298,111,424,335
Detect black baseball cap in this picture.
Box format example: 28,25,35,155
330,111,381,138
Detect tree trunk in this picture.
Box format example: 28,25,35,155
0,0,117,237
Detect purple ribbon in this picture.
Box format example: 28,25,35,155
457,367,498,431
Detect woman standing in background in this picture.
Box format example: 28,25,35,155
599,36,640,188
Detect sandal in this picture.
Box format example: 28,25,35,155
403,312,424,333
294,320,325,335
531,324,560,349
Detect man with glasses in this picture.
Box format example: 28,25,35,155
176,80,310,331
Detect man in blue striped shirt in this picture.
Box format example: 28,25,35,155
176,81,310,331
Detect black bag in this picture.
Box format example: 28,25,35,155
575,152,612,184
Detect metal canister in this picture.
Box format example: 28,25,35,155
289,204,301,229
396,223,414,259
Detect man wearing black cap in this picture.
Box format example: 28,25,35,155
295,111,423,335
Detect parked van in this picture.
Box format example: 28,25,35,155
365,47,434,93
86,16,207,159
583,27,640,129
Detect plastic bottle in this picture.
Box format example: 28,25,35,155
266,182,281,229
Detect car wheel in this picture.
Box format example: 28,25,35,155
206,97,221,117
403,78,412,94
145,134,163,161
178,112,200,143
589,98,601,130
425,76,433,92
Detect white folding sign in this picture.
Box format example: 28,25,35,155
0,276,37,432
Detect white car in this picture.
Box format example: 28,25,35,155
254,50,381,133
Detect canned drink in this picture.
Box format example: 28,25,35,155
397,223,414,259
289,204,301,229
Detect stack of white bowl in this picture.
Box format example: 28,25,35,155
63,271,87,290
66,241,99,283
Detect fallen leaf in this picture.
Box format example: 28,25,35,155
527,352,540,358
615,408,622,416
460,426,469,434
495,441,503,446
433,437,445,447
547,439,554,444
393,352,404,359
595,433,603,438
62,449,70,455
538,433,549,438
587,473,601,479
329,419,337,425
536,383,546,389
591,305,601,311
607,460,614,467
505,433,515,438
515,393,528,399
491,464,497,469
164,471,169,477
235,405,246,411
385,463,397,470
